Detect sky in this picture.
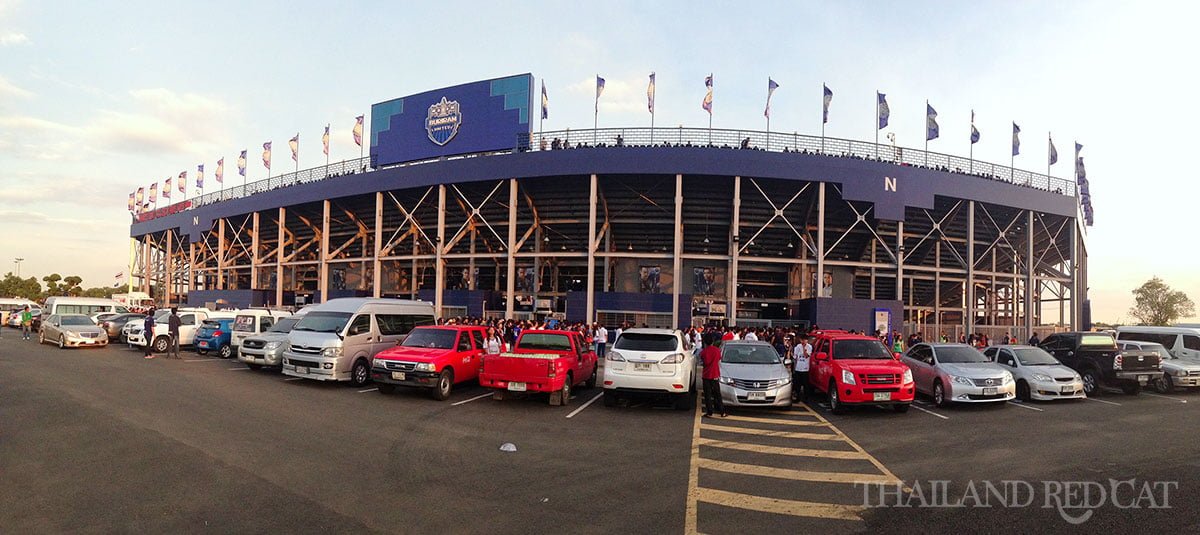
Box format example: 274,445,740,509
0,0,1196,323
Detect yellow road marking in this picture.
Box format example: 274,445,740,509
796,401,908,492
698,438,868,460
684,400,703,535
697,487,866,521
698,458,901,485
701,423,842,441
719,414,829,427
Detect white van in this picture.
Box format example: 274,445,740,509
230,309,292,348
43,297,129,318
282,298,435,386
1116,326,1200,360
0,298,38,326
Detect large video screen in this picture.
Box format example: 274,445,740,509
370,74,532,167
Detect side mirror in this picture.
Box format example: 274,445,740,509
815,352,829,362
893,352,902,361
1066,351,1074,357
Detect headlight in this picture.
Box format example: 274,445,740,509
841,369,856,385
321,347,343,358
779,374,791,385
952,375,974,386
1002,373,1014,385
1176,368,1191,377
608,351,626,362
719,376,734,385
264,341,282,350
415,362,436,372
64,331,78,338
1031,373,1053,382
902,369,913,384
660,353,684,364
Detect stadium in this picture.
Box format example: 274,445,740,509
128,74,1088,339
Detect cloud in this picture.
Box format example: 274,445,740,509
0,75,32,98
567,75,648,114
87,88,233,155
0,31,27,45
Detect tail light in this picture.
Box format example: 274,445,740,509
1114,355,1123,370
214,330,223,337
547,361,556,378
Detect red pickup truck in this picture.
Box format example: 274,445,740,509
371,325,488,400
479,329,598,406
807,330,915,414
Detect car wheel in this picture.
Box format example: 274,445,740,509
431,369,453,401
829,381,846,414
672,386,695,411
552,376,572,406
893,403,910,413
246,363,263,371
1154,374,1173,394
38,331,44,344
602,390,617,407
1121,383,1142,396
492,389,506,401
219,345,233,359
153,336,170,354
197,349,207,356
1017,380,1032,402
585,365,598,389
933,381,950,408
1080,369,1102,396
59,335,65,349
350,359,370,387
377,384,398,395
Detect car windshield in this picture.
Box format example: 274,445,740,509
517,333,573,351
60,316,94,326
201,321,221,329
831,339,894,360
722,345,781,364
613,333,678,352
1080,333,1115,346
268,317,299,333
1013,348,1060,366
400,328,458,349
292,311,352,333
1133,343,1172,360
935,346,989,363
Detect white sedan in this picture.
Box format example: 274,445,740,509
984,345,1085,401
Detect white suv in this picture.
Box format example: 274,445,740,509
603,328,696,410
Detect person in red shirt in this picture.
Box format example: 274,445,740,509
700,333,727,417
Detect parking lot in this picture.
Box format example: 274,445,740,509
3,335,1199,533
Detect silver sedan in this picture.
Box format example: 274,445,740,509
902,343,1015,407
39,314,109,348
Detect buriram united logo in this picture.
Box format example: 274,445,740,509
426,96,462,146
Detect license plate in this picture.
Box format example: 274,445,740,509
1061,385,1076,393
1138,375,1148,384
873,392,891,401
391,371,406,381
507,382,527,392
983,387,997,395
294,366,307,374
747,391,766,401
634,362,651,371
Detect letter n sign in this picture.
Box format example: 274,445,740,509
883,176,897,192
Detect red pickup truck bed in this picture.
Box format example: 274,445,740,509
478,329,598,406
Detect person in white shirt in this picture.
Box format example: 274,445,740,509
594,323,609,360
792,334,812,400
484,326,505,355
743,328,758,342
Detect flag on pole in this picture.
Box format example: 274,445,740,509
1076,142,1087,183
822,84,833,124
178,171,185,194
263,141,272,170
136,187,144,204
128,192,135,212
353,115,364,147
1048,135,1058,166
289,134,299,162
647,73,656,114
216,157,224,183
764,78,779,119
877,92,890,129
322,125,330,156
237,151,247,177
1011,122,1021,156
197,164,204,189
595,75,605,112
149,183,157,203
970,110,980,144
702,74,713,114
163,177,171,199
926,103,939,141
540,81,549,120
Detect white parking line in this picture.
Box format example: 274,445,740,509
227,367,249,371
565,392,605,419
1007,401,1044,412
283,377,304,381
451,392,493,406
183,358,221,363
910,404,949,420
357,387,378,393
1142,392,1188,404
1085,397,1122,406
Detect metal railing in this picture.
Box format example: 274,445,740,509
186,157,373,209
518,127,1076,197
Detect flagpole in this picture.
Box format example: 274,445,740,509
875,92,879,160
924,100,929,167
1047,132,1051,179
593,74,599,145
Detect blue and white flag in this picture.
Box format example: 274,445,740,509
196,164,204,189
237,150,247,177
926,102,939,141
764,78,779,119
595,75,605,112
540,80,548,120
702,74,713,114
262,142,272,171
1011,122,1021,156
970,110,980,144
647,73,656,114
822,84,832,124
1048,135,1058,166
877,92,890,130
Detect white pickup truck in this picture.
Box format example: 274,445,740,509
124,308,238,353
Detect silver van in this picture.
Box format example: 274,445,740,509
281,298,435,386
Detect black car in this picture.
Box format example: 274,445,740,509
1039,332,1162,395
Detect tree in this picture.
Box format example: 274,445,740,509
42,273,62,296
62,275,84,296
1129,277,1195,326
0,273,42,300
81,287,119,299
